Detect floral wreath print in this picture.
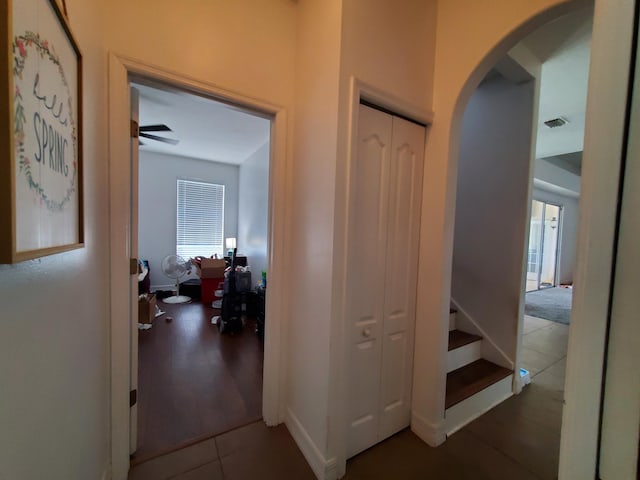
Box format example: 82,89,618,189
13,31,77,212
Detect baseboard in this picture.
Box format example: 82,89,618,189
285,408,337,480
410,411,446,447
450,298,514,370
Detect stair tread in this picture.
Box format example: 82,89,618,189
450,308,457,314
445,359,512,409
448,330,482,351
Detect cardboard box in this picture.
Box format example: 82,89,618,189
138,293,156,324
200,258,227,279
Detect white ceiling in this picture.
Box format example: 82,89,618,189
133,83,271,165
521,7,593,160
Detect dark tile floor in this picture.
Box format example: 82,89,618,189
130,316,567,480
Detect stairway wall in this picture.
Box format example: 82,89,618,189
451,74,535,365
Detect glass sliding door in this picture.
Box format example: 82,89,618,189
527,201,544,292
539,204,560,287
526,200,561,292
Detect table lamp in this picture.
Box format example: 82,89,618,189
225,237,237,256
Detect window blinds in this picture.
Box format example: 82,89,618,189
176,179,225,259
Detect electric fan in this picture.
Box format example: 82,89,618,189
160,254,192,304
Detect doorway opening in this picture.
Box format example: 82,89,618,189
130,79,271,463
446,6,592,478
526,200,561,292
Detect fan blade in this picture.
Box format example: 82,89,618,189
140,132,180,145
139,124,172,132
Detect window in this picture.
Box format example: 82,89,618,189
176,179,225,259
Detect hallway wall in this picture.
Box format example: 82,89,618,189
416,0,584,446
0,1,111,478
238,142,270,284
452,74,535,366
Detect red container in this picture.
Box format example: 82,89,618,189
201,277,224,303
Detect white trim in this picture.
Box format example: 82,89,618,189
445,374,513,435
410,411,446,447
329,76,434,477
285,408,338,480
450,298,514,370
447,339,482,373
356,79,435,126
108,53,290,479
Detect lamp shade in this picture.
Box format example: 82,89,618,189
225,237,237,249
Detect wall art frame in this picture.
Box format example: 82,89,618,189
0,0,83,263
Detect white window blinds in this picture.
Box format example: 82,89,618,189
176,179,225,259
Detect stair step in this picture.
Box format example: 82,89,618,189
445,359,512,409
448,330,482,351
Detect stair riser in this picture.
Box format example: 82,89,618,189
449,312,456,331
445,374,513,435
447,340,482,373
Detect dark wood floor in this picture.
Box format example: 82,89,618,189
133,300,264,463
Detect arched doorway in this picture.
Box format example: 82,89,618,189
412,1,638,478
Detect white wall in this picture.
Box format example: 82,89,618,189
534,156,581,195
452,74,535,366
532,187,579,284
0,1,111,478
238,142,269,284
286,1,342,476
535,14,592,159
138,151,239,288
104,3,297,477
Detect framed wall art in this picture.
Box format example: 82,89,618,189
0,0,83,263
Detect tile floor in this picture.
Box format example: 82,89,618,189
129,315,568,480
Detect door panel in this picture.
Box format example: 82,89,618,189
347,105,392,457
379,117,425,439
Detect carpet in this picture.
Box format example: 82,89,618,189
525,287,572,324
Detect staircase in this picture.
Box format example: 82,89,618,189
445,308,513,435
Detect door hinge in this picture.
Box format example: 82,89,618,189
130,119,139,139
130,258,139,275
130,389,137,407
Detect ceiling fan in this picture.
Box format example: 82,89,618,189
138,124,179,146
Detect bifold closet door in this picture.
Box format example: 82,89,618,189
378,115,424,441
347,105,425,458
346,106,392,458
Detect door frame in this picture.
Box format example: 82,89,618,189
108,53,290,480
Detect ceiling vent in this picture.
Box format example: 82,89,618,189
544,117,568,128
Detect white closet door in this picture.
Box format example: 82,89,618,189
378,116,425,440
347,105,392,457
